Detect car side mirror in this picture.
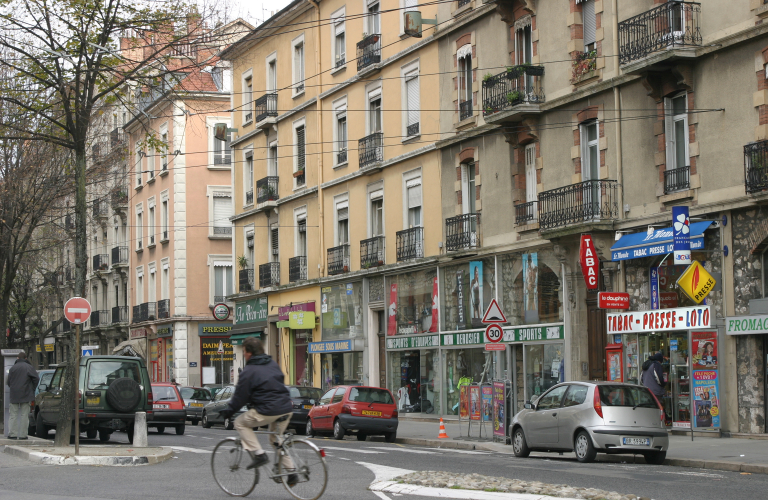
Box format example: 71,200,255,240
39,384,48,392
524,400,534,410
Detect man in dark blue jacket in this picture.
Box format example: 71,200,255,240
641,351,666,399
220,338,295,479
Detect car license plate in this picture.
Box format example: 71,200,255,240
303,405,313,410
154,404,170,409
190,403,204,407
86,397,100,406
622,437,650,446
362,410,382,417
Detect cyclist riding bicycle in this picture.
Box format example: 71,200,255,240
219,337,296,483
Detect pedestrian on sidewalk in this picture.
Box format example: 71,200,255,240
5,352,39,440
641,351,666,399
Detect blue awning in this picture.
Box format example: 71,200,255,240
611,221,713,261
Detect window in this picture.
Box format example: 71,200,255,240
87,361,141,389
161,260,169,300
525,143,537,212
332,12,346,68
665,93,689,171
146,148,155,178
318,388,335,405
245,151,254,203
536,385,567,410
370,191,384,236
297,217,307,257
563,385,589,407
267,58,277,92
515,18,532,65
402,0,418,34
270,225,279,261
148,204,155,245
136,150,144,186
337,202,349,245
136,209,143,249
136,268,144,303
598,385,658,408
582,0,596,52
406,178,422,228
213,263,233,302
148,264,156,303
368,1,380,34
246,229,255,269
213,123,231,165
331,387,347,404
160,131,168,171
336,111,347,164
211,66,232,92
457,45,472,118
294,124,306,187
461,162,476,215
405,70,419,137
293,38,305,94
369,93,382,133
268,144,278,176
580,121,599,181
161,198,169,240
213,194,233,236
243,74,253,122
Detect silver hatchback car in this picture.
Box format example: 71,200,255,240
510,382,669,464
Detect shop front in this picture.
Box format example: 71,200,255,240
725,315,768,433
320,282,365,391
199,323,234,386
309,338,365,392
277,302,317,386
607,305,716,430
230,297,268,381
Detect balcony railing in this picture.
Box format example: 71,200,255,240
618,1,702,65
90,310,108,328
259,262,280,288
357,34,381,71
245,190,254,205
458,0,470,6
213,226,232,235
482,67,545,116
664,165,690,194
112,306,128,324
214,295,227,304
407,123,419,137
515,201,537,225
111,189,128,208
289,256,308,282
133,302,157,323
110,127,125,148
360,236,385,268
337,149,347,165
336,55,346,68
157,299,170,319
254,93,278,123
256,176,279,204
459,100,473,121
745,140,768,194
132,305,141,323
327,244,350,275
445,214,481,252
93,200,107,218
538,179,619,231
92,254,109,272
238,268,254,292
359,132,383,169
396,227,424,261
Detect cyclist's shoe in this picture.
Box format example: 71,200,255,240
246,451,269,470
287,474,299,487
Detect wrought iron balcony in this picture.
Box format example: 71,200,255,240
538,180,619,231
111,244,128,264
618,1,702,65
359,133,383,169
259,262,280,288
111,189,128,208
112,305,128,324
459,100,473,121
445,214,481,252
254,93,278,123
245,190,254,205
214,295,227,304
92,254,109,272
93,200,108,218
327,244,350,275
337,149,347,165
157,299,170,319
89,310,108,328
664,165,690,194
133,302,156,323
239,268,255,292
132,305,142,323
289,256,308,282
458,0,470,6
514,201,537,225
396,227,423,261
356,34,381,71
360,236,385,268
407,122,419,137
336,55,346,68
256,176,279,204
110,127,125,148
482,67,545,116
745,140,768,194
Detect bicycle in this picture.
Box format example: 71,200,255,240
211,430,328,499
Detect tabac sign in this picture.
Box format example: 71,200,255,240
234,297,268,326
579,234,599,289
676,261,716,304
607,306,710,334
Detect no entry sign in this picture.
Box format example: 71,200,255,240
64,297,92,325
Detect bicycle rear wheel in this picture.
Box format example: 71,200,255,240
211,438,259,497
279,437,328,500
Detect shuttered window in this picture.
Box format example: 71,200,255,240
213,123,231,165
406,179,422,228
213,195,232,229
582,0,596,50
294,43,304,87
296,126,306,172
297,218,307,256
406,72,419,128
271,227,279,258
337,203,349,245
525,143,537,204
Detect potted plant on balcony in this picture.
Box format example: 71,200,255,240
238,255,249,270
522,63,544,76
505,65,524,79
506,91,522,105
482,73,495,86
571,50,598,84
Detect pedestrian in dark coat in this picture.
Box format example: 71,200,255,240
6,352,39,439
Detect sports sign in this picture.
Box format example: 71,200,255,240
597,292,630,310
676,261,716,304
672,206,691,265
579,234,599,289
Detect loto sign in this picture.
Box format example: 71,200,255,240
607,305,710,334
598,292,630,310
579,234,599,289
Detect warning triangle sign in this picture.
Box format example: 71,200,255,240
481,299,507,324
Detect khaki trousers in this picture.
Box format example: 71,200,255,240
8,402,30,438
234,409,294,468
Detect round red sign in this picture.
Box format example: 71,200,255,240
64,297,92,325
485,323,503,343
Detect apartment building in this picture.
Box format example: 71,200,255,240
222,0,441,393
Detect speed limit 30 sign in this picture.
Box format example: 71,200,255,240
485,323,503,343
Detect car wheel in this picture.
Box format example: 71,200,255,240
574,431,597,463
384,432,396,443
643,450,666,465
512,427,531,458
126,425,134,444
224,418,234,431
356,433,367,442
305,419,313,437
35,413,48,439
156,426,165,434
99,430,111,442
86,429,98,439
333,420,345,440
176,424,185,435
191,419,199,426
202,412,212,429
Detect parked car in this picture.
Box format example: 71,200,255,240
28,369,56,435
34,356,153,443
148,383,186,435
180,386,212,425
204,385,225,399
287,386,323,434
509,382,669,464
201,385,247,430
306,385,398,442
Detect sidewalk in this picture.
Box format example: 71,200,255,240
393,418,768,474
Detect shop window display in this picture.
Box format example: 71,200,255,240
320,351,363,392
388,349,438,414
524,343,564,399
321,282,364,340
387,269,437,336
499,249,562,325
444,348,495,415
441,258,495,331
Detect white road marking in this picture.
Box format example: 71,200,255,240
372,492,391,500
424,448,490,455
321,446,385,454
171,446,212,454
200,437,214,440
357,462,414,482
337,457,351,461
368,447,435,454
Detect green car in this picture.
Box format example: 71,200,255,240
34,356,153,443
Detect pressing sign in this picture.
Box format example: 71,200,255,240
579,234,599,290
481,299,507,324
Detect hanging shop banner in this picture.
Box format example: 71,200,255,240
691,331,720,429
308,339,352,354
441,324,564,346
611,221,712,261
288,311,316,329
492,381,506,438
597,292,630,309
470,385,481,421
456,270,466,329
430,277,439,333
650,266,660,310
676,261,716,304
579,234,599,289
234,297,268,326
482,385,493,422
157,326,173,338
522,253,539,323
386,335,439,350
387,283,398,336
725,314,768,335
607,305,710,334
278,302,316,321
469,261,484,327
459,385,469,419
672,206,691,264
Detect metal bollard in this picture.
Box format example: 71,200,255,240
134,412,148,447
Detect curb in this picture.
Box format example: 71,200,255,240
371,480,581,500
2,446,174,466
0,438,54,447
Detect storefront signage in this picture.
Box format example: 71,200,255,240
650,267,660,309
597,292,630,309
611,221,712,261
607,306,710,334
726,314,768,335
130,328,148,339
456,270,465,329
691,331,720,429
440,325,564,346
579,234,599,289
676,261,716,304
386,335,439,350
213,303,230,321
672,206,691,264
157,326,173,338
485,343,506,351
308,339,352,353
234,297,268,326
36,344,54,352
288,311,315,329
387,284,397,336
199,323,233,336
278,302,316,321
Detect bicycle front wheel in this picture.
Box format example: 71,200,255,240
211,438,259,497
279,437,328,500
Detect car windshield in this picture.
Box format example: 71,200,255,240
347,388,393,405
181,388,211,401
598,385,658,408
289,387,323,400
87,361,141,389
153,386,179,401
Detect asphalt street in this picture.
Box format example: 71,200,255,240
0,423,766,500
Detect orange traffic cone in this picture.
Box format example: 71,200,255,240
438,418,449,439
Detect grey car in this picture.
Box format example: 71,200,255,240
201,385,247,430
180,386,212,425
510,382,669,464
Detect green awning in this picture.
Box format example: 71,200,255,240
229,332,263,345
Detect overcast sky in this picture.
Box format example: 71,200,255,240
231,0,293,27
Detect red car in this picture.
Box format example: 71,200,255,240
306,385,398,442
149,383,186,435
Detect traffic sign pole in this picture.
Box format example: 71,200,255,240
74,322,80,456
